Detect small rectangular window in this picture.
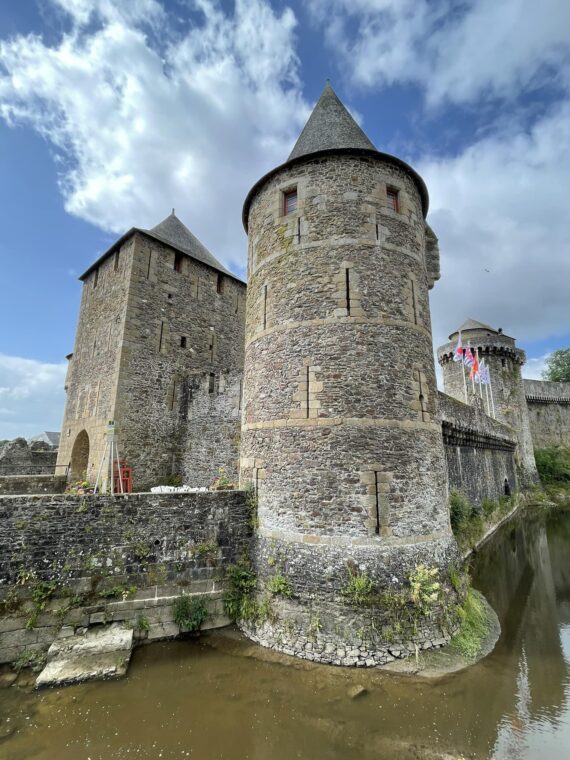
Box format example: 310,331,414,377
283,188,297,215
387,188,400,213
208,373,216,394
180,336,187,348
217,273,224,294
174,252,183,272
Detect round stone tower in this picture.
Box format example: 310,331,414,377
437,319,538,487
239,83,460,666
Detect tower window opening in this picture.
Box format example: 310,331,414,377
174,252,183,272
180,336,187,348
146,250,153,279
208,373,216,394
114,251,120,271
387,188,400,213
217,274,224,294
263,284,268,330
297,217,301,244
374,470,380,535
345,268,351,316
283,188,297,215
375,223,379,241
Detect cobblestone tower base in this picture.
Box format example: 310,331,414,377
239,85,460,665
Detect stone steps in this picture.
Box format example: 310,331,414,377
35,623,133,688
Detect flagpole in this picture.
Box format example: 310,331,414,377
488,370,496,419
460,333,468,404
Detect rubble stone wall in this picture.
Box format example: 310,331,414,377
0,490,251,664
524,380,570,448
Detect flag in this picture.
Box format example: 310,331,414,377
453,333,464,363
470,352,479,380
463,347,474,368
479,361,491,385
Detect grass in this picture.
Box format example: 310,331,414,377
449,590,491,659
535,446,570,484
450,489,516,553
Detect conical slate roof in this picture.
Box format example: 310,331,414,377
145,211,233,277
288,82,376,161
449,319,497,340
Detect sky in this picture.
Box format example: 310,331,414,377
0,0,569,439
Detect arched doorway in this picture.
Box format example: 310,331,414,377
70,430,90,481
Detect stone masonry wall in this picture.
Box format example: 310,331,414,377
439,331,538,487
113,233,246,489
56,237,136,482
240,152,460,666
524,380,570,448
0,491,251,664
0,475,67,496
438,392,517,506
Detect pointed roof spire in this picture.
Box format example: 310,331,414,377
147,212,233,276
448,318,498,341
288,82,376,161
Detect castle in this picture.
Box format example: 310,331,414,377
56,83,570,664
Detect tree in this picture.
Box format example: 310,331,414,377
543,348,570,382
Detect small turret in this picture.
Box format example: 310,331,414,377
437,320,538,486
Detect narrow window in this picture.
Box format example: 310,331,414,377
238,379,243,411
208,373,215,394
167,293,173,300
387,188,400,213
217,274,224,294
114,251,120,271
374,471,380,535
283,188,297,215
306,365,310,419
297,217,301,244
92,339,97,358
186,387,193,420
209,330,216,363
263,284,268,330
174,252,183,272
158,321,164,352
375,223,379,241
410,278,418,324
170,380,176,411
146,250,153,279
345,268,351,316
180,336,187,348
93,268,98,289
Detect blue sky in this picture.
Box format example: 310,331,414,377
1,0,569,438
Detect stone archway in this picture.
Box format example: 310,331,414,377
70,430,90,481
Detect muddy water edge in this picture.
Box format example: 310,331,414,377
1,500,570,760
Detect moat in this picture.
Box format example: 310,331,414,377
2,502,570,760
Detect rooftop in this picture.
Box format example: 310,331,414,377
80,211,244,283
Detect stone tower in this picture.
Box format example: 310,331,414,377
437,319,538,487
56,211,246,489
239,83,459,665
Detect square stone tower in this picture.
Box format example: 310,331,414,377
56,212,246,489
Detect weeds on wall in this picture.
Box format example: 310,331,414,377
449,589,491,659
266,573,293,598
450,489,517,554
223,555,276,624
173,596,208,632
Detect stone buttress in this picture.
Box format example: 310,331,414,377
239,83,460,666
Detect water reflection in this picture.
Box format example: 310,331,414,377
1,504,570,759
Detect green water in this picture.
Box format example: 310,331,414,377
2,504,570,759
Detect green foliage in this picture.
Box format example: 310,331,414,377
210,467,237,491
173,596,208,632
535,446,570,483
245,483,259,529
136,615,150,633
409,565,440,615
450,590,491,659
223,556,257,620
191,541,218,558
542,348,570,382
97,583,137,600
449,490,473,530
341,570,376,607
266,573,293,598
13,648,47,673
0,588,20,614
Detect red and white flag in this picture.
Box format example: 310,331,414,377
470,352,480,380
453,333,465,363
463,347,475,368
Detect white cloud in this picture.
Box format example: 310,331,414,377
309,0,570,106
0,355,67,439
523,353,551,381
423,100,570,351
0,0,308,271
